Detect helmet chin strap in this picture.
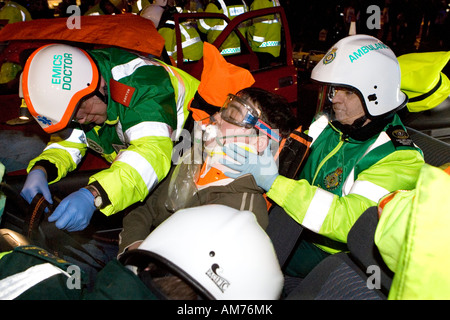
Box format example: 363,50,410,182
335,114,368,134
94,83,108,104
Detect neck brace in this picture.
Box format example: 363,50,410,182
197,142,257,189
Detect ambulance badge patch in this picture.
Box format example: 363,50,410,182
323,48,337,64
324,167,343,190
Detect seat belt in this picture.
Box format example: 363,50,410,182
266,126,311,267
266,205,303,268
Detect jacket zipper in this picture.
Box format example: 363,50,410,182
311,132,346,185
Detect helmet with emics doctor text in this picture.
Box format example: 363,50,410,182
120,204,284,300
311,34,408,118
22,44,100,133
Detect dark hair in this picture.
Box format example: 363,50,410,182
138,262,198,300
236,87,298,139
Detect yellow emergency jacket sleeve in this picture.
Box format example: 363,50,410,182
88,135,173,216
267,149,424,253
27,128,87,181
374,164,450,299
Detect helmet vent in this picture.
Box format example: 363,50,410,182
368,94,378,104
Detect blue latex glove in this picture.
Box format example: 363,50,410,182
20,169,53,205
220,142,279,192
48,188,96,232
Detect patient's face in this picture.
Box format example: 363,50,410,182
203,111,257,154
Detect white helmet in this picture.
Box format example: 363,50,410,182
311,35,407,118
22,44,100,133
140,4,165,28
120,204,284,300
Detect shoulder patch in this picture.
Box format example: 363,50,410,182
386,125,414,148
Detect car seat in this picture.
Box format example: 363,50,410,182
278,206,392,300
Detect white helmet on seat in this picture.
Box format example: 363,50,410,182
120,204,284,300
311,34,407,118
22,44,100,133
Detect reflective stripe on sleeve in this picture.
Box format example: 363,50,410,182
44,144,84,165
348,180,390,203
114,150,158,190
125,122,172,142
0,263,69,300
63,128,86,144
302,188,334,233
111,58,148,80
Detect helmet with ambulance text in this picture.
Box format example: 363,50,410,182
311,34,408,118
22,44,100,133
120,204,284,300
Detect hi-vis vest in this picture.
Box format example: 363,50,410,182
159,19,203,63
27,48,199,216
247,0,281,58
266,114,424,253
198,0,248,56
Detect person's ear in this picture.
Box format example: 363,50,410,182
255,134,269,153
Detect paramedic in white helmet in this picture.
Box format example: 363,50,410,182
221,34,425,278
19,43,199,232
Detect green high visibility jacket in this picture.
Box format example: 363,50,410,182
198,0,248,56
266,114,425,253
0,246,83,300
247,0,281,58
375,164,450,299
27,47,199,216
0,246,159,300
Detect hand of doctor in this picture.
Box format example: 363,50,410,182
220,142,279,192
48,188,96,232
20,168,53,205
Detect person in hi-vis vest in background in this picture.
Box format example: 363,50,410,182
247,0,282,67
198,0,248,56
